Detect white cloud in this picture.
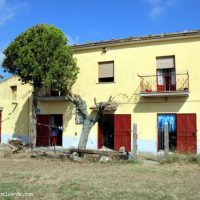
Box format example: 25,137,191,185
0,0,29,26
0,42,7,66
0,52,4,66
0,40,10,65
0,43,12,79
65,34,80,45
0,0,13,26
145,0,179,18
149,4,164,18
0,48,5,78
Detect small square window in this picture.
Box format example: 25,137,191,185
10,85,17,100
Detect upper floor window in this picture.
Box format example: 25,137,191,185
98,61,114,83
156,56,175,70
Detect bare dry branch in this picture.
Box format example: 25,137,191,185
94,97,98,107
66,93,116,149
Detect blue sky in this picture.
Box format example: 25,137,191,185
1,0,200,78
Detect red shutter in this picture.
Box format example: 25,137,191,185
36,115,50,147
114,114,131,151
157,69,165,92
177,114,197,153
0,111,1,143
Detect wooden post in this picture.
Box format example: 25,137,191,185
164,122,169,157
132,123,138,160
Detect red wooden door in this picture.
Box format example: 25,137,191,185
98,121,103,149
177,114,197,153
166,74,176,91
0,111,1,143
114,114,131,151
36,115,50,147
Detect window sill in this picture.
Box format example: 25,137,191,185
96,82,116,84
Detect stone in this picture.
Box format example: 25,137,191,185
119,146,125,153
72,155,82,162
0,145,5,158
69,153,82,162
72,152,79,157
99,156,112,163
119,146,128,160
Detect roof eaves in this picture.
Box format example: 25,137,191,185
71,30,200,51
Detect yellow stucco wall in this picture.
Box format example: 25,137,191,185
69,36,200,152
0,76,32,143
1,36,200,152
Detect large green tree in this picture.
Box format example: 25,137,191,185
2,24,79,148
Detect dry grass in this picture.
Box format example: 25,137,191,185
0,157,200,200
159,153,200,164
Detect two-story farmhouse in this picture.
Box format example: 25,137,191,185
1,30,200,154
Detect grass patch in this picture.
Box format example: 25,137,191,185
159,153,200,164
1,157,200,199
57,179,81,198
0,182,31,200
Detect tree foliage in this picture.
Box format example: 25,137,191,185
2,24,79,93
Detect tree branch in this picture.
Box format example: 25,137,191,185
92,96,113,123
66,93,88,119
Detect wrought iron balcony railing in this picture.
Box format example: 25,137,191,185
138,72,189,97
37,87,67,102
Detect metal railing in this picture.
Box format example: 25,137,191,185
138,72,189,93
37,87,66,101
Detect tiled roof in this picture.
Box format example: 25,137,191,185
72,30,200,50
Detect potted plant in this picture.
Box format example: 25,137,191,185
144,82,152,92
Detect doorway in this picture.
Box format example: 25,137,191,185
157,114,176,151
49,114,63,146
157,113,197,153
36,114,63,146
157,68,176,92
98,114,131,151
98,114,114,150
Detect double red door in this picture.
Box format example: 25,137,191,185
157,69,176,92
98,114,131,151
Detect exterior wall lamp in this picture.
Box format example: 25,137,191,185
102,47,107,53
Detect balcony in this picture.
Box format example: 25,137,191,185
138,72,189,97
37,87,67,102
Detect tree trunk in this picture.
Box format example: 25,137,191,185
67,94,112,150
30,87,38,150
78,119,95,149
